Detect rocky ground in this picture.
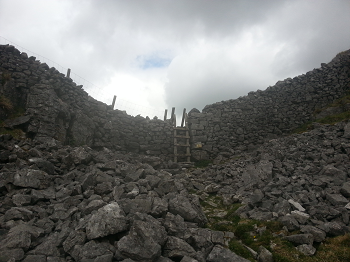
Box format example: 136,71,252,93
0,120,350,262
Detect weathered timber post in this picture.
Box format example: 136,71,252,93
111,95,117,110
181,108,186,127
164,109,168,121
171,107,176,127
66,68,71,78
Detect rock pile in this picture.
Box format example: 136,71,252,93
190,121,350,256
1,119,349,261
0,134,252,262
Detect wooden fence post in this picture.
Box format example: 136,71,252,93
181,108,186,127
111,95,117,110
164,109,168,121
171,107,176,126
66,68,71,78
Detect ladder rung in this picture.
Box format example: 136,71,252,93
175,154,191,156
174,144,190,147
174,135,190,138
174,127,188,130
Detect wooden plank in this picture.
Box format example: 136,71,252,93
174,135,190,139
181,108,186,127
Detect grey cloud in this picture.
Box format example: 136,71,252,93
1,0,349,116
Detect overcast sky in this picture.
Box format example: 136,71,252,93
0,0,349,119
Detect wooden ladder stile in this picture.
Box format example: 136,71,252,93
172,108,191,164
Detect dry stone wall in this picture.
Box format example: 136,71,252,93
1,44,350,162
0,45,173,160
188,50,350,160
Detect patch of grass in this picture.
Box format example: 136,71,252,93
225,203,243,219
316,111,350,125
235,221,255,245
200,183,350,261
1,71,11,85
0,96,14,111
194,159,212,168
0,128,25,140
293,121,313,134
292,92,350,134
229,239,256,262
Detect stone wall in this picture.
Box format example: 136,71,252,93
188,50,350,160
1,44,350,162
0,45,173,160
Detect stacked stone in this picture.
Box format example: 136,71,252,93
189,50,350,160
0,45,174,161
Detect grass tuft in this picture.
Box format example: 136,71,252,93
194,159,212,168
0,96,14,111
1,71,11,85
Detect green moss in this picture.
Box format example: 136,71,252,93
225,203,243,220
1,71,11,85
194,159,212,168
229,239,256,262
292,92,350,134
0,128,25,139
200,166,350,262
316,111,350,124
0,96,14,111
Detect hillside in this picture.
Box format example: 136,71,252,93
0,45,350,262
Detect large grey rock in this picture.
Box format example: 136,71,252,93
257,246,273,262
62,230,86,253
28,233,61,256
4,115,31,128
288,199,305,212
168,194,207,226
296,244,316,256
249,189,264,206
0,248,25,262
344,122,350,138
273,200,291,216
206,245,250,262
28,158,55,175
70,240,115,261
164,212,187,238
4,207,33,221
86,202,128,239
326,193,349,206
117,214,167,261
0,230,31,249
300,225,326,242
319,165,347,183
323,221,350,236
163,236,198,261
185,228,214,256
22,255,47,262
284,234,314,246
13,169,50,189
291,210,310,224
340,182,350,198
279,215,300,231
12,194,32,206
